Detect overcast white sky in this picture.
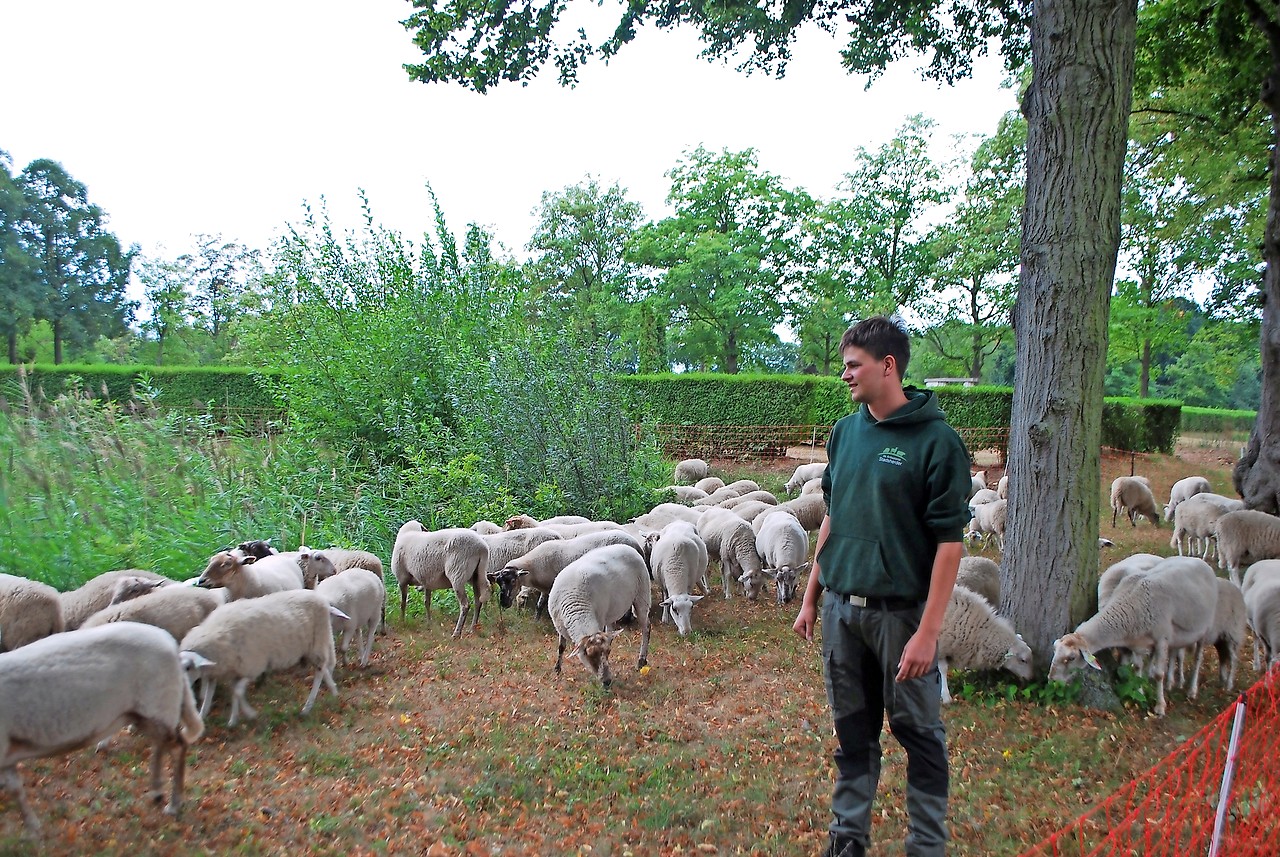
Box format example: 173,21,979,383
2,0,1017,270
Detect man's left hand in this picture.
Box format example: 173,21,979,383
896,630,938,682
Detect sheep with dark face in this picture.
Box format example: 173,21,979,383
488,530,644,611
549,545,652,688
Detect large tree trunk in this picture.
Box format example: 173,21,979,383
1002,0,1138,668
1234,9,1280,513
1139,338,1151,398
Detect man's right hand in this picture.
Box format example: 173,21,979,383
793,602,817,642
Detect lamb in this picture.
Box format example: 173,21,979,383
1109,475,1160,528
1097,553,1164,609
955,556,1001,608
81,584,229,642
969,488,1000,506
0,574,65,652
0,622,203,833
482,527,563,579
179,590,345,726
672,458,710,484
489,530,644,610
315,568,385,667
696,507,765,599
937,585,1034,704
1164,476,1212,522
968,470,988,500
695,476,725,494
784,463,827,495
1049,556,1218,715
1214,509,1280,585
754,512,810,604
195,551,305,600
649,521,709,635
966,499,1008,550
661,485,709,503
997,475,1009,500
391,520,489,637
718,490,778,509
1170,493,1245,558
471,520,503,535
549,544,652,687
59,568,170,631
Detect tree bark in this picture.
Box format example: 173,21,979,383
1002,0,1138,668
6,331,15,365
1139,337,1151,398
1234,4,1280,513
53,318,63,365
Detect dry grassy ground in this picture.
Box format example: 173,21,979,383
0,446,1256,856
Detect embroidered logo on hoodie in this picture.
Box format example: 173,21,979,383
878,446,907,466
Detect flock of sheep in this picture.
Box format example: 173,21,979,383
3,454,1280,838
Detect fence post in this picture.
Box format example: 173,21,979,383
1208,694,1248,857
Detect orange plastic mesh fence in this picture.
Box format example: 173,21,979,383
1018,669,1280,857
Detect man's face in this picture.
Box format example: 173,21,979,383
840,344,893,404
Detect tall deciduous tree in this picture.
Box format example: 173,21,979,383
136,255,194,366
627,147,808,374
400,0,1138,665
17,159,135,365
179,234,261,343
0,151,40,364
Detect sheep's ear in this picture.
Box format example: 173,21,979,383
328,605,351,621
516,570,529,579
797,562,811,573
606,629,623,641
690,595,704,603
1016,633,1024,642
485,572,499,583
660,598,671,607
1081,650,1102,670
241,554,257,566
181,651,215,671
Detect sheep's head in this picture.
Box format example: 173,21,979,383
738,569,764,601
1048,633,1101,683
573,630,622,687
762,562,807,604
487,567,527,609
1003,633,1034,681
236,539,277,559
198,551,252,587
179,650,215,683
298,547,338,589
661,594,704,636
503,514,539,530
109,575,169,605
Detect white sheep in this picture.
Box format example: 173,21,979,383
937,585,1034,704
1109,475,1160,528
632,503,706,532
1049,556,1218,716
728,499,776,524
1164,476,1212,522
58,568,170,631
488,529,644,610
694,486,748,506
549,544,652,687
718,490,779,509
1243,561,1280,670
650,521,709,635
82,584,229,642
1097,553,1164,609
754,512,809,604
672,458,710,484
725,479,760,494
1206,578,1247,691
696,507,765,599
1214,509,1280,585
0,574,64,652
471,520,503,535
801,477,824,495
195,551,305,600
390,520,489,637
503,514,542,530
969,488,1000,506
108,575,177,605
179,590,345,726
482,527,563,579
784,462,827,495
955,556,1000,608
966,499,1007,550
315,567,385,667
694,476,725,494
754,492,826,533
968,470,988,500
661,485,709,503
0,622,203,833
543,521,624,539
996,475,1009,500
1170,493,1245,558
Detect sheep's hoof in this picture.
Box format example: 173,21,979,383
163,801,181,817
637,658,648,669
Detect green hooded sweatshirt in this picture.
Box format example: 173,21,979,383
817,387,972,600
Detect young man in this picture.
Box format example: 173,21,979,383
793,316,971,857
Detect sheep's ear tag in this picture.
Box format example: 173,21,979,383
1081,650,1102,671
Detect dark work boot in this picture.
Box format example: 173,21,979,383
820,833,865,857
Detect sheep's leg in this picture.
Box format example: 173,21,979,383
148,735,166,803
399,582,409,622
2,765,40,834
198,679,216,718
1228,564,1241,587
229,677,257,726
452,584,470,638
722,558,737,600
1151,640,1169,716
636,603,651,670
938,660,953,704
555,635,567,674
1111,507,1118,528
166,739,186,817
301,667,336,715
1187,642,1205,700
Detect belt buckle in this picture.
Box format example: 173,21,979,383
847,594,868,607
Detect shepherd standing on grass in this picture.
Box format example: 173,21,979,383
793,316,971,857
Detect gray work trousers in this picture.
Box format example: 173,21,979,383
821,591,949,857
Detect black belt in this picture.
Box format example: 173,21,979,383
827,591,922,611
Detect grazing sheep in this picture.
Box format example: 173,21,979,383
314,547,384,577
784,463,827,495
503,514,541,530
725,479,760,494
969,488,1000,506
1049,556,1218,716
968,470,988,500
632,503,706,532
108,575,176,605
543,521,624,539
59,569,170,631
1109,476,1160,528
1164,476,1212,522
673,458,710,484
391,520,489,637
1206,578,1246,691
1243,561,1280,670
756,492,826,533
1097,553,1164,609
1214,509,1280,585
0,575,64,652
728,499,775,523
650,521,709,635
471,520,503,535
937,585,1034,704
1170,493,1245,558
966,499,1008,550
179,590,345,726
718,490,779,510
0,622,203,833
540,516,594,527
754,512,809,604
82,584,229,642
489,530,644,610
195,551,305,600
481,527,563,580
955,556,1001,608
696,508,765,599
549,544,652,687
694,486,748,506
1242,559,1280,598
694,476,725,494
661,485,709,503
801,477,824,495
997,475,1008,500
315,568,385,667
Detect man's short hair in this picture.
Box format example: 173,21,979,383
840,316,910,379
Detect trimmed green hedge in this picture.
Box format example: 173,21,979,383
1100,398,1182,454
1181,406,1257,435
0,365,285,413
